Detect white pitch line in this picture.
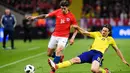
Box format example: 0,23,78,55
28,47,40,51
0,52,46,69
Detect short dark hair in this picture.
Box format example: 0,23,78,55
103,24,112,36
60,0,70,7
102,24,111,31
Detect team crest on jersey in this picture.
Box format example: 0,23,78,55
5,18,7,20
66,18,70,21
101,38,105,41
107,38,110,41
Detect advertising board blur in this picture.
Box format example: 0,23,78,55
112,26,130,38
0,28,8,42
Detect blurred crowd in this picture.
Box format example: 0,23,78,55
0,0,62,14
82,0,130,18
0,0,130,34
1,0,130,19
81,0,130,31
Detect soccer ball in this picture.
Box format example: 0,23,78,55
24,64,35,73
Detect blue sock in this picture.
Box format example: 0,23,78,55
53,56,61,64
51,52,56,58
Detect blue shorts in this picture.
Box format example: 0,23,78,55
78,50,103,64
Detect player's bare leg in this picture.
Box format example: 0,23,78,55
47,48,55,57
48,57,111,73
91,60,111,73
91,60,100,73
53,44,64,64
70,57,81,64
47,48,57,73
49,44,64,73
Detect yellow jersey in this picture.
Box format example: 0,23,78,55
89,32,117,54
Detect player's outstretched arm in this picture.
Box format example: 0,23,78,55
72,25,90,36
112,46,130,67
26,14,49,20
69,29,78,45
36,14,49,19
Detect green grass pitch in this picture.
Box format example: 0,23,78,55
0,39,130,73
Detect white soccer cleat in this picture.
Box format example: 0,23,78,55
48,58,58,70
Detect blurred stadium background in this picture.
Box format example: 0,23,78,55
0,0,130,73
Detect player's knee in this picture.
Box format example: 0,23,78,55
56,48,63,53
70,57,80,64
91,68,99,73
57,44,64,50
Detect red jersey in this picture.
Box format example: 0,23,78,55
48,9,77,38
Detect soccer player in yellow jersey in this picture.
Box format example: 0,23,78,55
48,25,130,73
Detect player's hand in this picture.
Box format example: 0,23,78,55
69,39,74,45
125,62,130,67
126,63,130,67
123,60,130,67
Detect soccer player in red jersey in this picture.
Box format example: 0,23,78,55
27,0,78,73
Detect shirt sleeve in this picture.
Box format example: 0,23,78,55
1,15,5,27
89,32,99,38
111,37,117,48
48,9,59,17
71,14,77,25
12,15,17,27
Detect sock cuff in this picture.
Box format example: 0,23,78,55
54,56,61,64
69,60,73,64
51,52,56,58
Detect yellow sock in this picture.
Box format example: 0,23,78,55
57,61,73,68
99,67,106,73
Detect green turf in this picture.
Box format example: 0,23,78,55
0,39,130,73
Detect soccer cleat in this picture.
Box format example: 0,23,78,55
60,55,64,62
104,68,111,73
48,58,58,71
